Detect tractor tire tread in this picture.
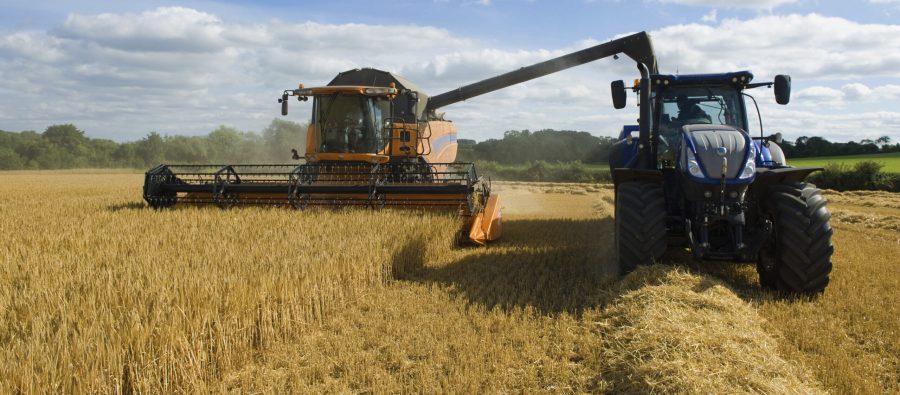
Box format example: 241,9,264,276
760,182,833,294
615,181,667,275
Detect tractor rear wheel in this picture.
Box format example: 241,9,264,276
757,182,833,294
615,181,667,275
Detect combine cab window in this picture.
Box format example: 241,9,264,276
315,94,383,154
372,98,391,146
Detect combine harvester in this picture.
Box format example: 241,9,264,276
143,32,657,244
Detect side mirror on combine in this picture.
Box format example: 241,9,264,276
774,74,791,105
611,80,627,109
280,93,289,115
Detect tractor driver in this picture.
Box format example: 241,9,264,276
675,94,711,124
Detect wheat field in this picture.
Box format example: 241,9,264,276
0,172,897,393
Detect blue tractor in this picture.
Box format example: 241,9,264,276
609,68,833,294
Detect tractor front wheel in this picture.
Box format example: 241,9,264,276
757,182,833,294
615,181,667,275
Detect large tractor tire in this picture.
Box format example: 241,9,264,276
615,181,668,274
757,182,833,294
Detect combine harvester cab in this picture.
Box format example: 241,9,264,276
144,69,502,245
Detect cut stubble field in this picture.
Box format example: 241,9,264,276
0,172,898,393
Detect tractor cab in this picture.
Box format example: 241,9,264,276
650,73,753,167
609,71,790,174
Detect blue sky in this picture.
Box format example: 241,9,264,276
1,0,899,143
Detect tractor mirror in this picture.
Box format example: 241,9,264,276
611,80,627,109
774,75,791,105
773,132,783,144
281,94,289,115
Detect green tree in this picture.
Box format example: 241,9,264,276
0,146,25,169
43,124,89,158
262,118,307,161
206,126,244,162
136,132,165,166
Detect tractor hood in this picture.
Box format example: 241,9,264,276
679,124,753,182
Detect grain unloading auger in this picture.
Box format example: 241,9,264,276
144,32,657,244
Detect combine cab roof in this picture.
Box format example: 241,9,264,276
328,68,428,119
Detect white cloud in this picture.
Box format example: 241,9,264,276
795,86,844,102
652,0,798,10
701,9,718,22
650,14,900,80
0,31,67,63
61,7,226,53
0,7,898,144
795,83,900,104
0,7,611,140
764,107,900,142
846,83,900,100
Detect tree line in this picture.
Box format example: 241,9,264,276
456,129,618,164
0,120,308,170
0,123,896,170
779,135,896,158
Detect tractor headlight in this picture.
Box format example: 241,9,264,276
686,150,704,178
739,145,756,179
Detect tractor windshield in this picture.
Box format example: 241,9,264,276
654,85,746,165
657,86,746,133
314,94,391,153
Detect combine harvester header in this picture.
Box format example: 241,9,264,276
144,32,657,244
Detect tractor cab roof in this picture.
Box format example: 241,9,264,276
649,70,754,89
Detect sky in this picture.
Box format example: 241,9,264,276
1,0,899,143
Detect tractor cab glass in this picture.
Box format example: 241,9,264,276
314,94,391,154
658,86,746,131
655,85,747,164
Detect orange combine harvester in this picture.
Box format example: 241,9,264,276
143,32,656,244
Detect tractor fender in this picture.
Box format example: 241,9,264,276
748,167,823,197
